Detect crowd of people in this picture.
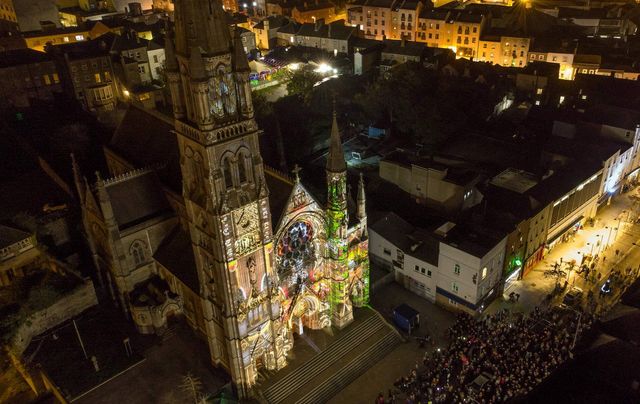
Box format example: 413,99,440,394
381,308,592,404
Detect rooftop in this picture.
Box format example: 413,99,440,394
0,48,51,68
490,168,538,194
370,212,440,266
102,170,173,231
108,106,182,195
154,227,199,293
0,224,32,250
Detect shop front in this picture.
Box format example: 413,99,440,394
502,258,523,294
545,216,583,253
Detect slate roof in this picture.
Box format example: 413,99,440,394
296,20,356,40
110,32,156,52
49,33,117,60
0,224,32,249
0,48,51,68
453,10,484,24
394,0,421,11
382,39,426,58
253,15,290,31
108,106,182,194
419,9,450,20
265,168,295,228
526,161,602,206
294,1,334,12
104,171,172,230
154,226,200,293
370,212,440,266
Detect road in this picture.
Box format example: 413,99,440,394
485,189,640,317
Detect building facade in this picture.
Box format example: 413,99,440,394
416,9,484,59
369,213,505,315
0,48,62,108
77,0,370,398
48,36,119,113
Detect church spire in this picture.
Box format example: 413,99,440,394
175,0,231,57
70,153,85,205
189,46,207,80
326,108,346,173
232,27,250,72
164,29,178,72
357,172,366,221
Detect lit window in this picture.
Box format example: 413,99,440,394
63,36,70,42
75,35,84,41
94,73,101,83
536,88,543,95
481,267,487,280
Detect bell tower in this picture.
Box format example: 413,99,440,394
166,0,288,398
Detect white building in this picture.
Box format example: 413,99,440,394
370,213,506,314
379,152,483,214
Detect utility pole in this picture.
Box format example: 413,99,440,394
571,311,582,351
73,319,88,359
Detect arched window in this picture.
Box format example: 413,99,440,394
131,241,145,266
223,157,233,189
238,154,247,183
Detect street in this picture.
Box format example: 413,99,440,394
486,188,640,317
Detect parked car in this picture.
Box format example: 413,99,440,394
562,287,583,307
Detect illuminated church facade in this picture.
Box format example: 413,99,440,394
75,0,369,397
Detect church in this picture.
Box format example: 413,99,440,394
72,0,370,397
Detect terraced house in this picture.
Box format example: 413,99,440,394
348,0,424,40
416,9,485,59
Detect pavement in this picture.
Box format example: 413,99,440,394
484,189,640,317
329,282,456,404
74,321,229,404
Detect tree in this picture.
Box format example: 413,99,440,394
286,66,319,102
180,373,210,404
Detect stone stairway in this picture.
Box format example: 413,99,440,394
261,310,401,404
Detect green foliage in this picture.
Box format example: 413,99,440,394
354,62,497,149
286,66,320,102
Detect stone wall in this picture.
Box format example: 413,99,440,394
10,280,98,355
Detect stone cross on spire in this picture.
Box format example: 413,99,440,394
292,164,302,182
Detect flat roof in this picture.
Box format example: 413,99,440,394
490,168,538,194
